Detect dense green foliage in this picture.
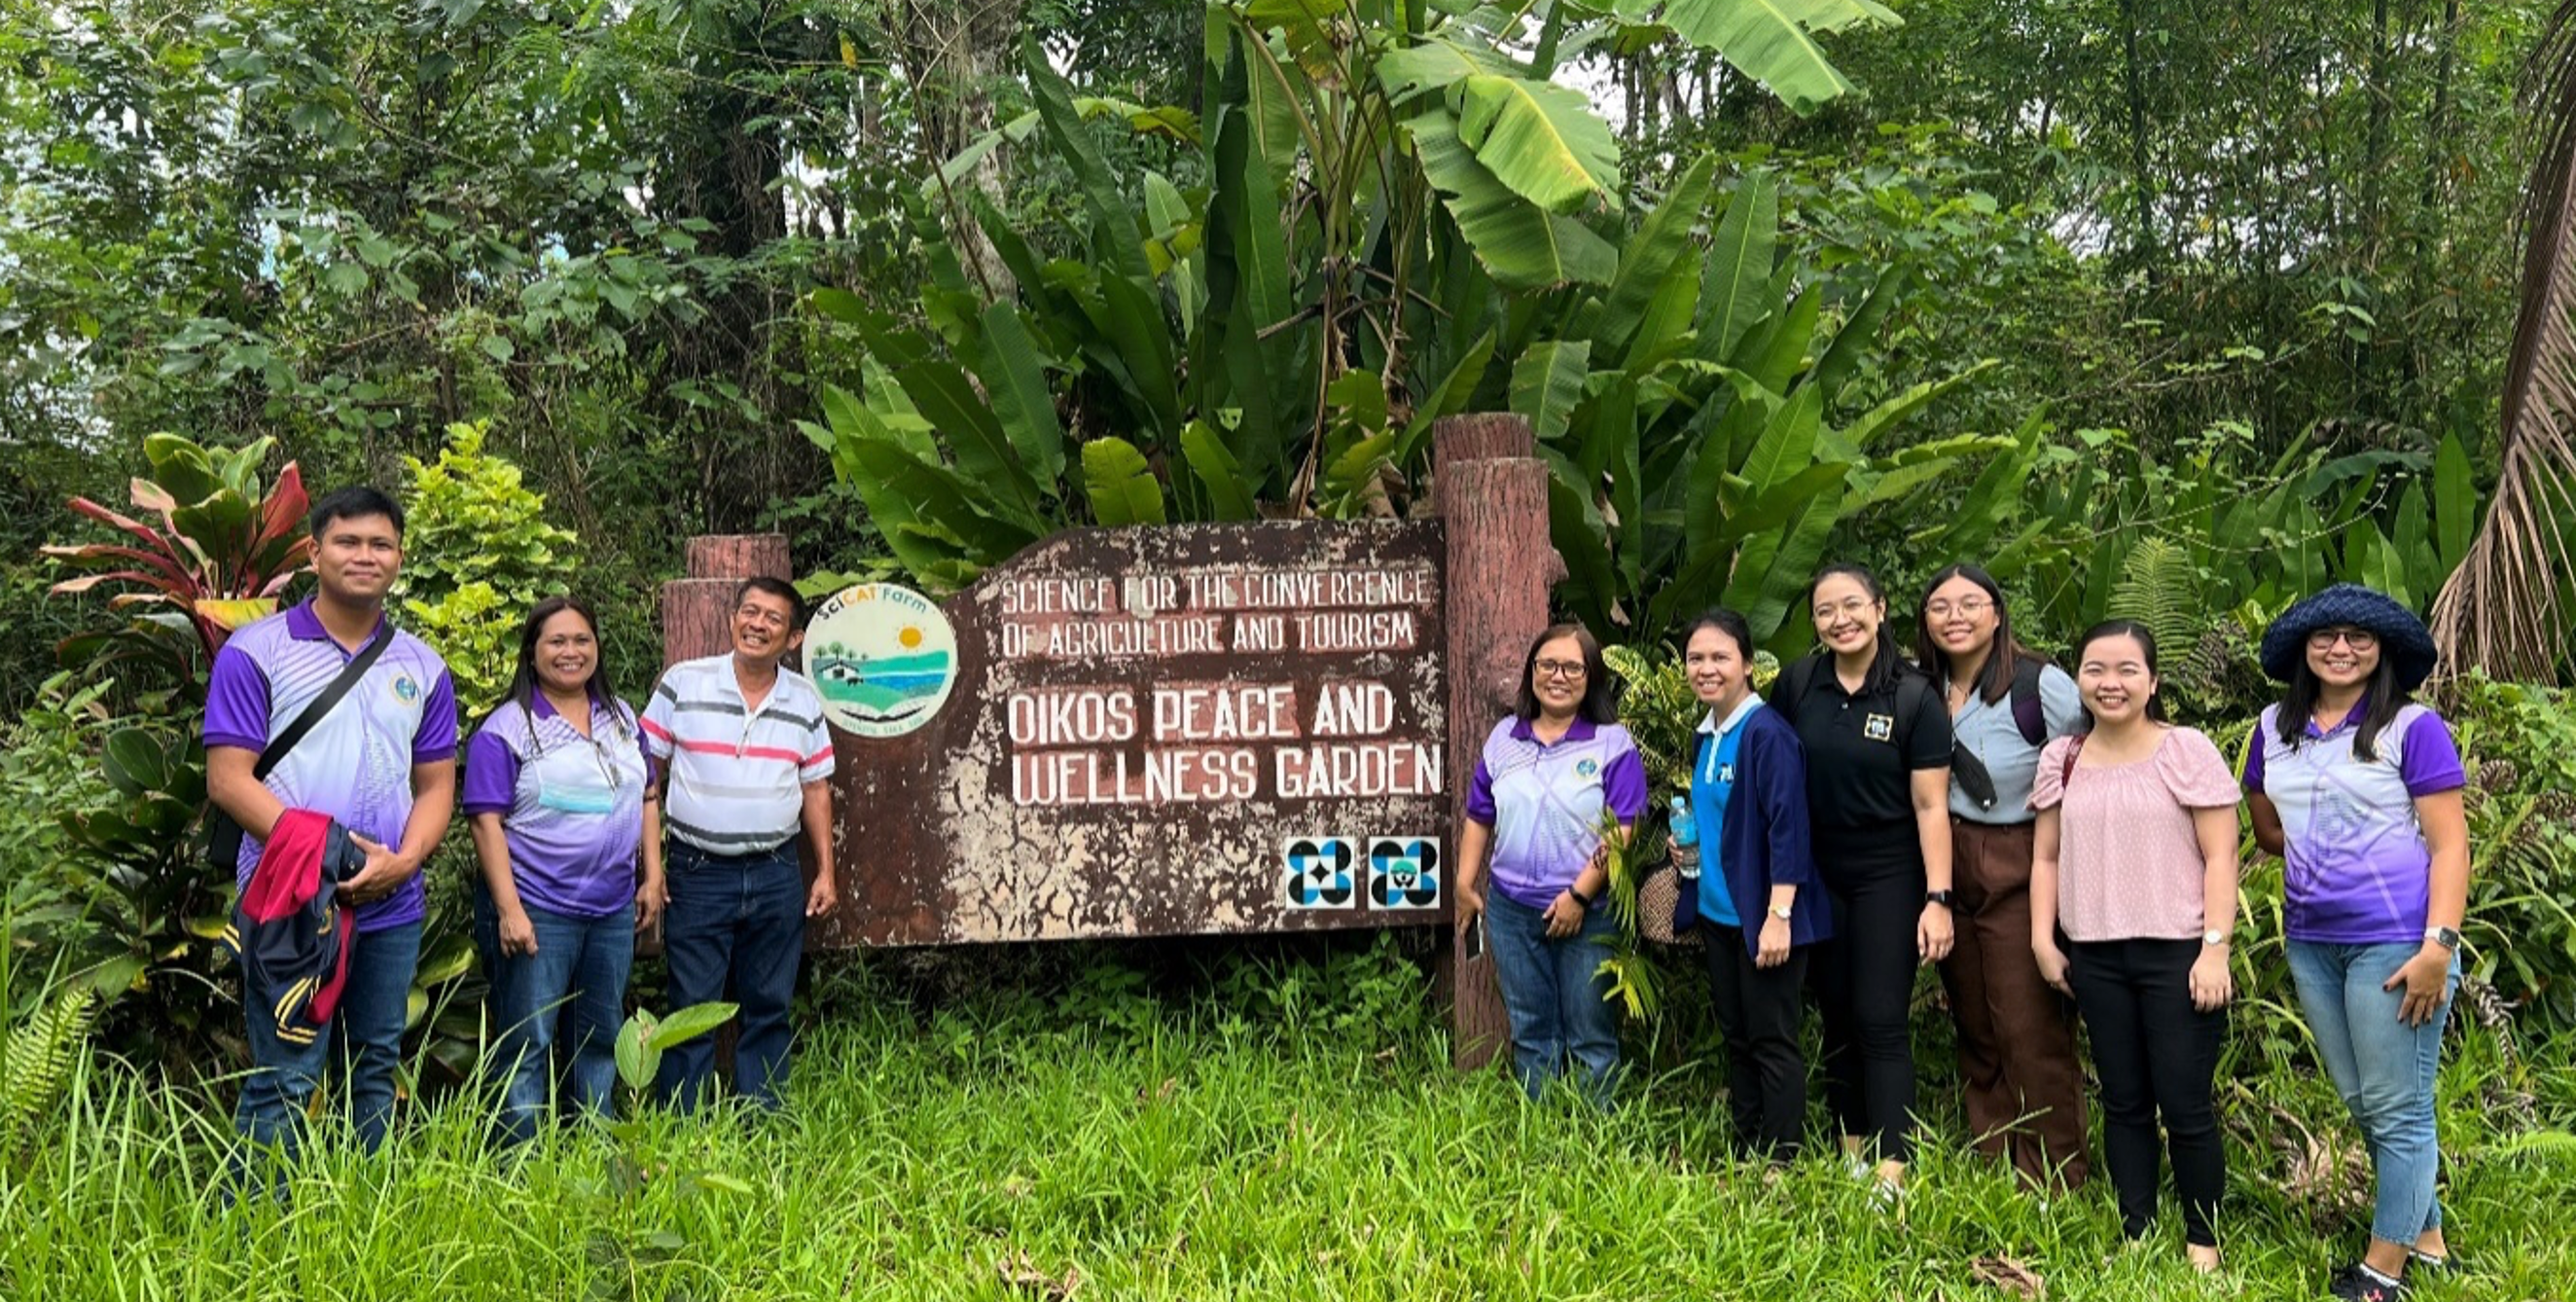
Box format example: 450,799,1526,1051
8,1,2576,1291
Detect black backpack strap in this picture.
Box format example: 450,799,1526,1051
205,626,397,870
252,628,395,780
1777,653,1818,710
2009,656,2050,747
1893,669,1929,752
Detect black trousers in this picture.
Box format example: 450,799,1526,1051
2066,938,2227,1247
1701,926,1812,1159
1811,850,1923,1164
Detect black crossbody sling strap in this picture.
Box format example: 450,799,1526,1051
203,627,395,869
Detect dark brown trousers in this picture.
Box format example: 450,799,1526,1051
1939,818,2092,1189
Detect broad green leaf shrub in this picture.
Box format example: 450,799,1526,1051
399,421,582,713
0,677,115,915
2445,675,2576,1033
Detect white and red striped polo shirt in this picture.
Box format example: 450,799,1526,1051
639,653,836,854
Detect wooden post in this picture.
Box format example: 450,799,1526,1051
647,533,792,977
1431,414,1559,1071
663,534,792,669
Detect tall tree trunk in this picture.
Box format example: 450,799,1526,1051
898,0,1028,301
652,7,814,531
2363,0,2395,253
2420,0,2459,216
2117,0,2158,274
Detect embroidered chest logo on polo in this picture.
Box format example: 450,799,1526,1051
1863,713,1895,741
1717,763,1735,783
1575,758,1599,778
388,672,420,704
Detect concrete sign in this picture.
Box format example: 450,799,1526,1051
811,521,1448,945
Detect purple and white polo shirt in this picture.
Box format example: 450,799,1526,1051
2244,699,2466,945
461,694,649,919
203,599,459,933
1465,716,1649,910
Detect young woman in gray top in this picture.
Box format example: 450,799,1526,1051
1914,563,2091,1190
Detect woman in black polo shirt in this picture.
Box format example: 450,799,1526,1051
1769,562,1956,1198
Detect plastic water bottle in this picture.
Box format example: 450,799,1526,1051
1670,796,1699,879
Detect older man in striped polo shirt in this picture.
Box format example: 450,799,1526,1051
639,575,838,1109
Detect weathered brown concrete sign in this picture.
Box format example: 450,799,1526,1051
805,522,1448,945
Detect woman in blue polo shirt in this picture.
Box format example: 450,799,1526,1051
1455,623,1648,1104
2244,586,2469,1302
463,597,662,1144
1666,608,1829,1158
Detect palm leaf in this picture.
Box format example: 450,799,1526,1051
1509,340,1592,444
1082,438,1168,527
1407,112,1617,289
1649,0,1900,115
2431,0,2576,680
1451,74,1622,214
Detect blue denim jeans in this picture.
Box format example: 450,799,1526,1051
2287,938,2457,1247
232,919,421,1167
477,892,635,1144
1484,891,1621,1104
655,841,805,1111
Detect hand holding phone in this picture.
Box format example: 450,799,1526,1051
1462,912,1486,961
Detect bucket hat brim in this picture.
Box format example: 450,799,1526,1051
2258,584,2439,690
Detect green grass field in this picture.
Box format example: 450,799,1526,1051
5,943,2572,1301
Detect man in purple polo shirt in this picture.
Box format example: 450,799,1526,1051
205,487,458,1160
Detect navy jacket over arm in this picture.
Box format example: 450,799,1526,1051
1693,707,1835,957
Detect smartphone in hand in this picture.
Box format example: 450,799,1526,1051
1462,912,1486,961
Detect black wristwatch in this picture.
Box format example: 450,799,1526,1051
1924,889,1955,909
1568,884,1596,907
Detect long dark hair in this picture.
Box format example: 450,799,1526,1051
2275,656,2407,762
1516,622,1619,726
481,596,629,754
1807,562,1914,695
1914,562,2045,704
2072,619,2170,725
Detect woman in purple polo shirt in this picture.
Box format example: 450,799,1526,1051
1454,623,1647,1105
463,596,662,1144
2244,586,2469,1302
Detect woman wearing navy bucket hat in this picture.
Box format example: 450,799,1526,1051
2243,585,2470,1301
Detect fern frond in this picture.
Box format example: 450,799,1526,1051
2108,536,2208,658
2,985,99,1155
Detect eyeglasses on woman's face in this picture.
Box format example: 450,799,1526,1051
1533,659,1589,681
2307,627,2379,652
1923,597,1994,620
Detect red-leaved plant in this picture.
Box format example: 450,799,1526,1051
44,434,311,705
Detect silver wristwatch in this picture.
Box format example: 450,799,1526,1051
1769,903,1794,922
2424,924,2461,952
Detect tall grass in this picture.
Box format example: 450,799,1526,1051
2,948,2572,1301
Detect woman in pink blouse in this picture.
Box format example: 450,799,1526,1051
2028,620,2242,1275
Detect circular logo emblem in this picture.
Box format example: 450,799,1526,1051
390,672,420,704
804,584,958,738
